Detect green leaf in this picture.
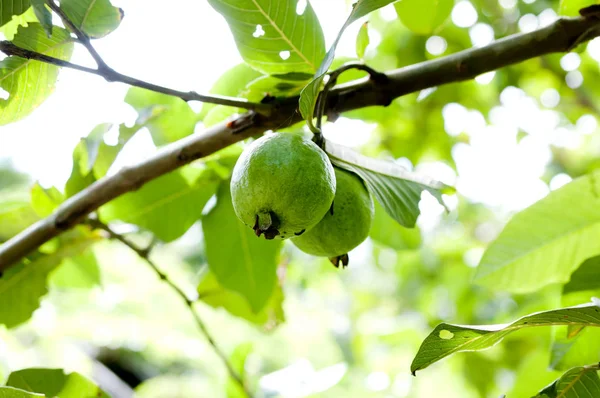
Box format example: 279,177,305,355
559,0,599,16
299,0,396,130
369,201,421,250
355,22,369,59
244,75,306,100
564,256,600,294
198,269,284,326
536,365,600,398
475,171,600,293
30,183,64,217
7,368,109,398
125,87,198,145
100,167,219,242
202,183,283,312
30,0,52,37
65,123,141,197
0,7,37,40
227,343,253,398
550,327,600,371
0,387,43,398
0,234,97,328
326,140,448,228
92,124,139,178
394,0,453,35
0,192,39,242
59,0,123,38
199,64,263,121
0,24,74,125
49,248,101,289
0,0,31,27
65,123,115,197
207,0,325,75
410,302,600,375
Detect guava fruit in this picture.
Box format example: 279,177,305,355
230,132,336,240
291,167,374,267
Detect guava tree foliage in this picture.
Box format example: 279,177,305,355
1,0,600,396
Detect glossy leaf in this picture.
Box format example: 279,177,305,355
30,0,52,37
65,123,141,197
0,0,30,27
564,255,600,294
197,269,284,326
227,343,253,398
30,183,64,217
0,192,39,242
0,7,37,40
59,0,123,38
326,139,447,227
411,303,600,374
0,234,97,328
100,167,219,242
550,327,600,371
299,0,396,130
92,123,140,178
200,64,264,126
125,87,199,145
355,22,369,59
394,0,453,35
202,183,283,312
65,123,112,197
475,171,600,293
7,368,109,398
369,201,421,250
0,388,43,398
536,365,600,398
559,0,598,16
0,24,74,125
49,248,101,289
207,0,325,75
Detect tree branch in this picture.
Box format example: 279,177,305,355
87,219,253,398
1,15,600,269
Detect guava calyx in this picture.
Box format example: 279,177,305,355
253,211,280,240
329,254,349,268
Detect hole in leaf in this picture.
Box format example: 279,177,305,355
253,24,265,38
279,50,291,60
296,0,307,15
103,124,120,146
439,329,454,340
0,87,9,100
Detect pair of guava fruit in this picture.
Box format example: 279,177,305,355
230,132,374,267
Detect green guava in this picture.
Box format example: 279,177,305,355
291,167,374,267
230,132,336,240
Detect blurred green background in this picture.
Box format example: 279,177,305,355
2,0,600,397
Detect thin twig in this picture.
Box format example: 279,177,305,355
0,40,271,113
2,15,600,269
0,1,272,114
0,40,100,74
313,62,388,147
45,0,109,70
86,218,253,398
